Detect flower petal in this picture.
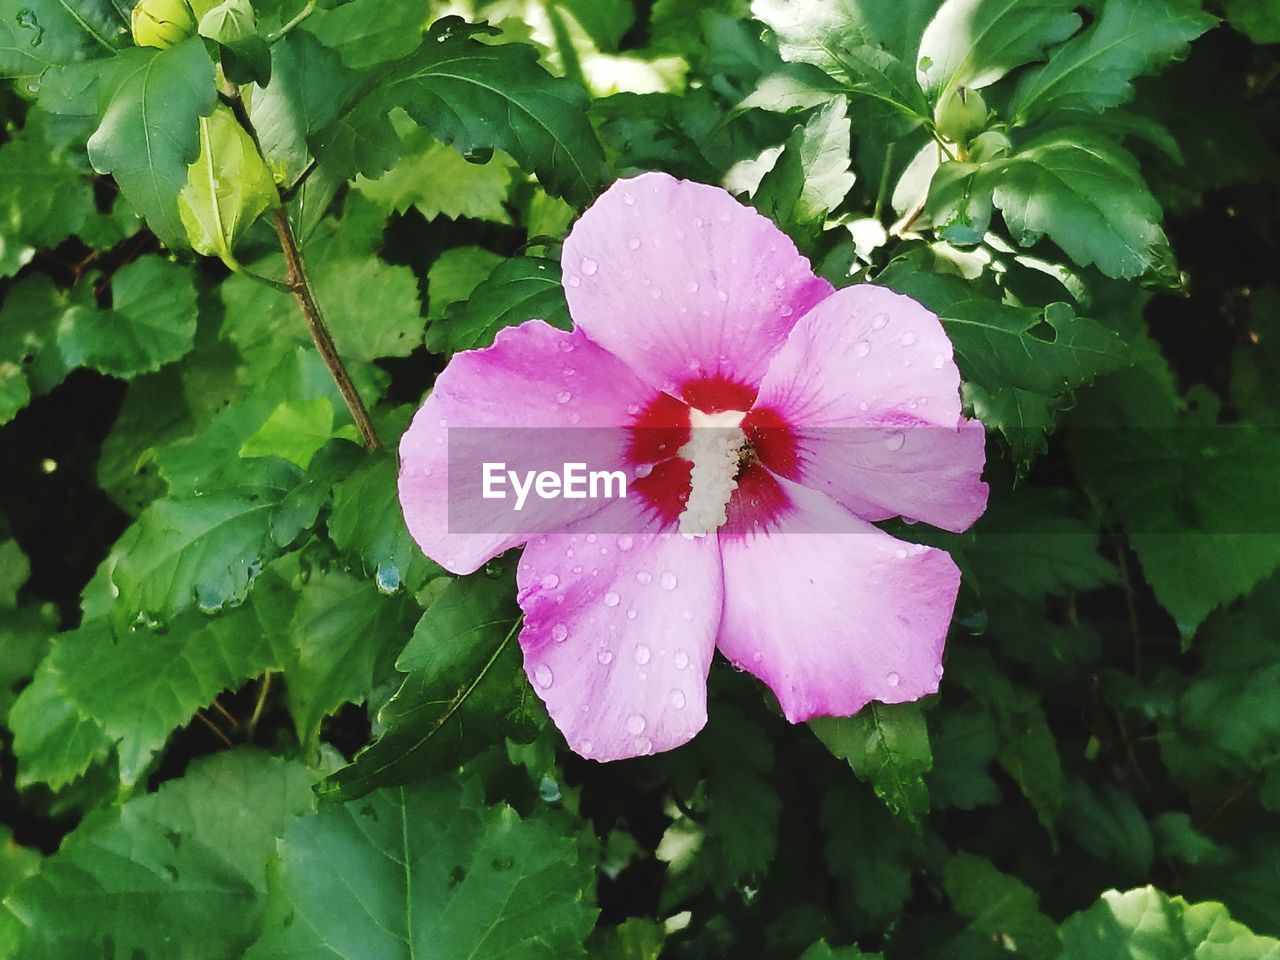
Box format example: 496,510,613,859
561,172,832,400
748,284,987,532
398,319,652,575
717,475,959,723
517,512,722,761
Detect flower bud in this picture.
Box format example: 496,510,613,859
933,86,988,145
968,130,1012,164
131,0,197,49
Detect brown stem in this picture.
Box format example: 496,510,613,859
271,208,382,449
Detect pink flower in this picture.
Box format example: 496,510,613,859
399,172,987,761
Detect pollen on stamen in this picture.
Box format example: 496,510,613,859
677,408,749,537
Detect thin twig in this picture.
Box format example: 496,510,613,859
210,698,239,728
196,711,235,749
269,0,316,41
248,671,273,739
271,208,382,448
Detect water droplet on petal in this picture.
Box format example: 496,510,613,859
780,304,794,317
581,738,594,754
659,571,678,590
933,353,946,369
674,650,690,669
686,280,699,293
872,313,888,330
895,548,908,559
716,289,729,302
634,644,651,664
623,192,635,205
628,237,641,250
551,623,569,642
603,591,621,607
617,534,634,551
559,341,575,353
626,403,641,415
887,671,901,687
854,340,871,358
935,663,945,678
671,689,686,709
681,609,694,621
626,608,638,620
635,463,653,479
567,275,581,288
901,331,917,346
534,664,554,688
884,431,906,452
556,390,572,404
541,573,560,590
581,257,598,276
627,714,647,734
598,650,614,665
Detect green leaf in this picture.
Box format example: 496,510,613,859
821,780,926,923
953,649,1065,836
927,703,1001,810
327,449,439,594
992,128,1174,280
878,261,1129,467
274,567,418,750
428,255,571,353
1222,0,1280,43
752,95,855,240
85,39,219,247
56,255,199,378
751,0,933,130
0,0,124,80
197,0,270,85
0,275,76,421
657,705,781,900
4,751,315,960
810,703,932,822
1059,886,1280,959
354,127,516,222
1062,780,1154,879
304,0,429,69
179,104,280,269
1009,0,1217,124
944,853,1059,960
916,0,1081,97
239,396,340,469
8,648,113,791
247,775,598,959
923,159,996,245
30,591,284,784
0,109,93,266
329,17,610,206
426,246,507,325
320,569,539,801
1069,402,1280,635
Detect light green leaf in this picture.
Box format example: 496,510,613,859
355,127,516,222
944,853,1059,960
4,751,315,960
917,0,1081,97
810,703,932,822
924,159,996,245
0,275,77,421
752,95,855,239
56,255,198,378
1059,887,1280,959
992,128,1174,280
197,0,270,85
179,104,280,269
1010,0,1217,124
247,775,598,959
85,39,219,247
239,396,339,469
8,648,113,791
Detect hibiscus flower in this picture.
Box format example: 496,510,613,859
400,172,988,761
